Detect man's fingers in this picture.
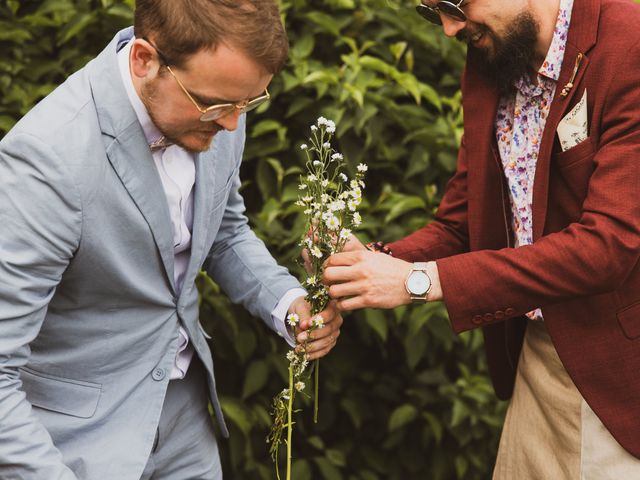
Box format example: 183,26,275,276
324,250,365,267
323,265,360,285
336,296,366,311
328,280,365,300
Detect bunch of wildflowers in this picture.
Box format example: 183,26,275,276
267,117,366,479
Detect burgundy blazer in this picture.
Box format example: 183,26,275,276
389,0,640,458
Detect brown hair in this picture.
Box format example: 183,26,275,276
134,0,289,73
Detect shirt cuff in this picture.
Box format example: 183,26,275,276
271,288,307,347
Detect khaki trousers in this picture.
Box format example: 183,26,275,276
492,320,640,480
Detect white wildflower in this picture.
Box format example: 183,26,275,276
286,351,297,362
311,125,318,132
300,144,308,150
350,180,359,189
339,173,348,182
298,183,308,190
321,193,330,204
306,275,317,286
325,215,340,230
323,142,331,149
321,179,329,188
325,121,336,133
330,200,346,212
312,315,325,329
357,163,368,172
352,212,362,226
307,174,317,181
302,195,313,202
295,200,305,207
347,199,358,211
313,160,321,167
332,153,344,162
317,116,328,126
311,246,322,258
287,313,300,327
295,381,306,392
339,229,352,240
304,208,312,215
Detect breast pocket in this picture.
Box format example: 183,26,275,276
551,136,597,208
20,367,102,419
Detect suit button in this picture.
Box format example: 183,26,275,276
472,315,483,325
505,308,515,316
484,313,494,322
495,311,505,319
152,368,166,381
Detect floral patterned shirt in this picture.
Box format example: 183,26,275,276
494,0,573,318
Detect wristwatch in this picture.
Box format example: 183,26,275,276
405,262,432,303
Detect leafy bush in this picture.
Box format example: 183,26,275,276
1,1,506,478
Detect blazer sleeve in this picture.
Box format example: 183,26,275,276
203,125,301,329
388,135,470,262
438,40,640,333
0,133,81,479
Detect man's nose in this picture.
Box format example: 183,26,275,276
440,15,466,37
214,108,241,132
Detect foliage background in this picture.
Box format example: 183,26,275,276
0,0,508,478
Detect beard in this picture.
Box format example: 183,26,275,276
458,12,540,93
140,77,222,153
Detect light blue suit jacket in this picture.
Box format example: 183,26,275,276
0,28,300,479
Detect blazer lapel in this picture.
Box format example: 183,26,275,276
89,28,176,294
532,0,600,240
105,131,176,293
181,144,217,297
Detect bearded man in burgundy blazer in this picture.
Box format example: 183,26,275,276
323,0,640,477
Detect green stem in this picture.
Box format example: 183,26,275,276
313,359,320,423
286,364,294,480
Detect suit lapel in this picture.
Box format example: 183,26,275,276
532,0,600,239
105,131,176,293
89,28,176,294
182,144,218,297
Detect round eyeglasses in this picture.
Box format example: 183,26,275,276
143,38,271,122
416,1,467,25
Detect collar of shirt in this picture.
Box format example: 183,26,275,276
116,38,165,146
514,0,574,96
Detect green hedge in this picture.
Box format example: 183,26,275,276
0,1,505,478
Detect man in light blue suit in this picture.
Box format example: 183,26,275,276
0,1,342,478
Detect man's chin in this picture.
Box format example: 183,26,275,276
174,131,219,153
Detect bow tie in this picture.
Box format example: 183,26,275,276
149,136,173,152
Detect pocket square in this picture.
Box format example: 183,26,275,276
557,89,588,152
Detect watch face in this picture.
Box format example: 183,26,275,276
407,271,430,296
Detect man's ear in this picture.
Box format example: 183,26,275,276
130,38,161,80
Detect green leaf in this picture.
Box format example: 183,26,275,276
241,360,269,399
56,12,98,45
384,196,426,223
388,404,418,431
364,309,388,342
219,397,252,437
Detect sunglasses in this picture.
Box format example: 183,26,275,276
143,38,271,122
415,0,467,25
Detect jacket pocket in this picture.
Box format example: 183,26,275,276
553,136,596,169
19,367,102,418
617,302,640,340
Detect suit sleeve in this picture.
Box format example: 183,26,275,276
438,40,640,333
0,133,81,479
203,121,301,329
388,135,470,261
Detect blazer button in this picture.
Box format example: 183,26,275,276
505,308,516,316
484,313,494,322
495,311,505,319
152,368,166,381
472,315,483,325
